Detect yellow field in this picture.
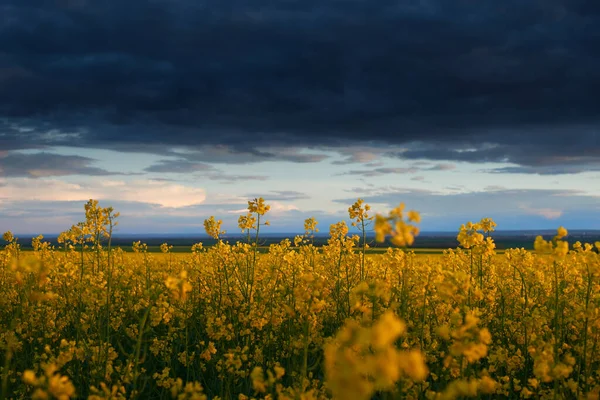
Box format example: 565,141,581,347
0,199,599,399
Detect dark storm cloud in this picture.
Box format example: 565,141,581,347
207,172,269,183
393,130,600,173
338,167,419,177
138,145,328,165
487,165,600,175
144,159,213,173
172,147,329,164
338,162,456,177
0,152,121,178
143,159,269,181
1,0,599,170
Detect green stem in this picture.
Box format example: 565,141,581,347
131,306,151,399
577,263,593,396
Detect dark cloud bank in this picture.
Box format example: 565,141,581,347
0,152,122,177
1,0,599,173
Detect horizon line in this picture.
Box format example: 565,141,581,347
7,229,600,237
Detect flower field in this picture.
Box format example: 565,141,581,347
0,199,599,399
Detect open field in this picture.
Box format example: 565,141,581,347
0,200,599,399
16,246,504,256
11,230,600,254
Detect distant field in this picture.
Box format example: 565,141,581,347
121,245,464,255
17,244,507,255
10,230,600,253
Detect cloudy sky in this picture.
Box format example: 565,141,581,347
1,0,599,234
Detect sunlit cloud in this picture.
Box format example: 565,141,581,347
0,178,206,208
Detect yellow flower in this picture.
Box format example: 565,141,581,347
554,240,569,257
374,214,392,243
534,236,552,253
238,213,257,232
248,197,271,215
534,228,569,256
325,311,427,400
3,231,15,242
273,364,285,380
457,222,485,249
47,373,76,400
204,216,225,239
479,217,497,233
304,217,319,234
329,221,349,239
22,370,38,385
398,350,428,381
374,203,420,247
165,270,193,302
160,243,173,253
371,311,406,348
348,198,373,224
407,210,421,223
